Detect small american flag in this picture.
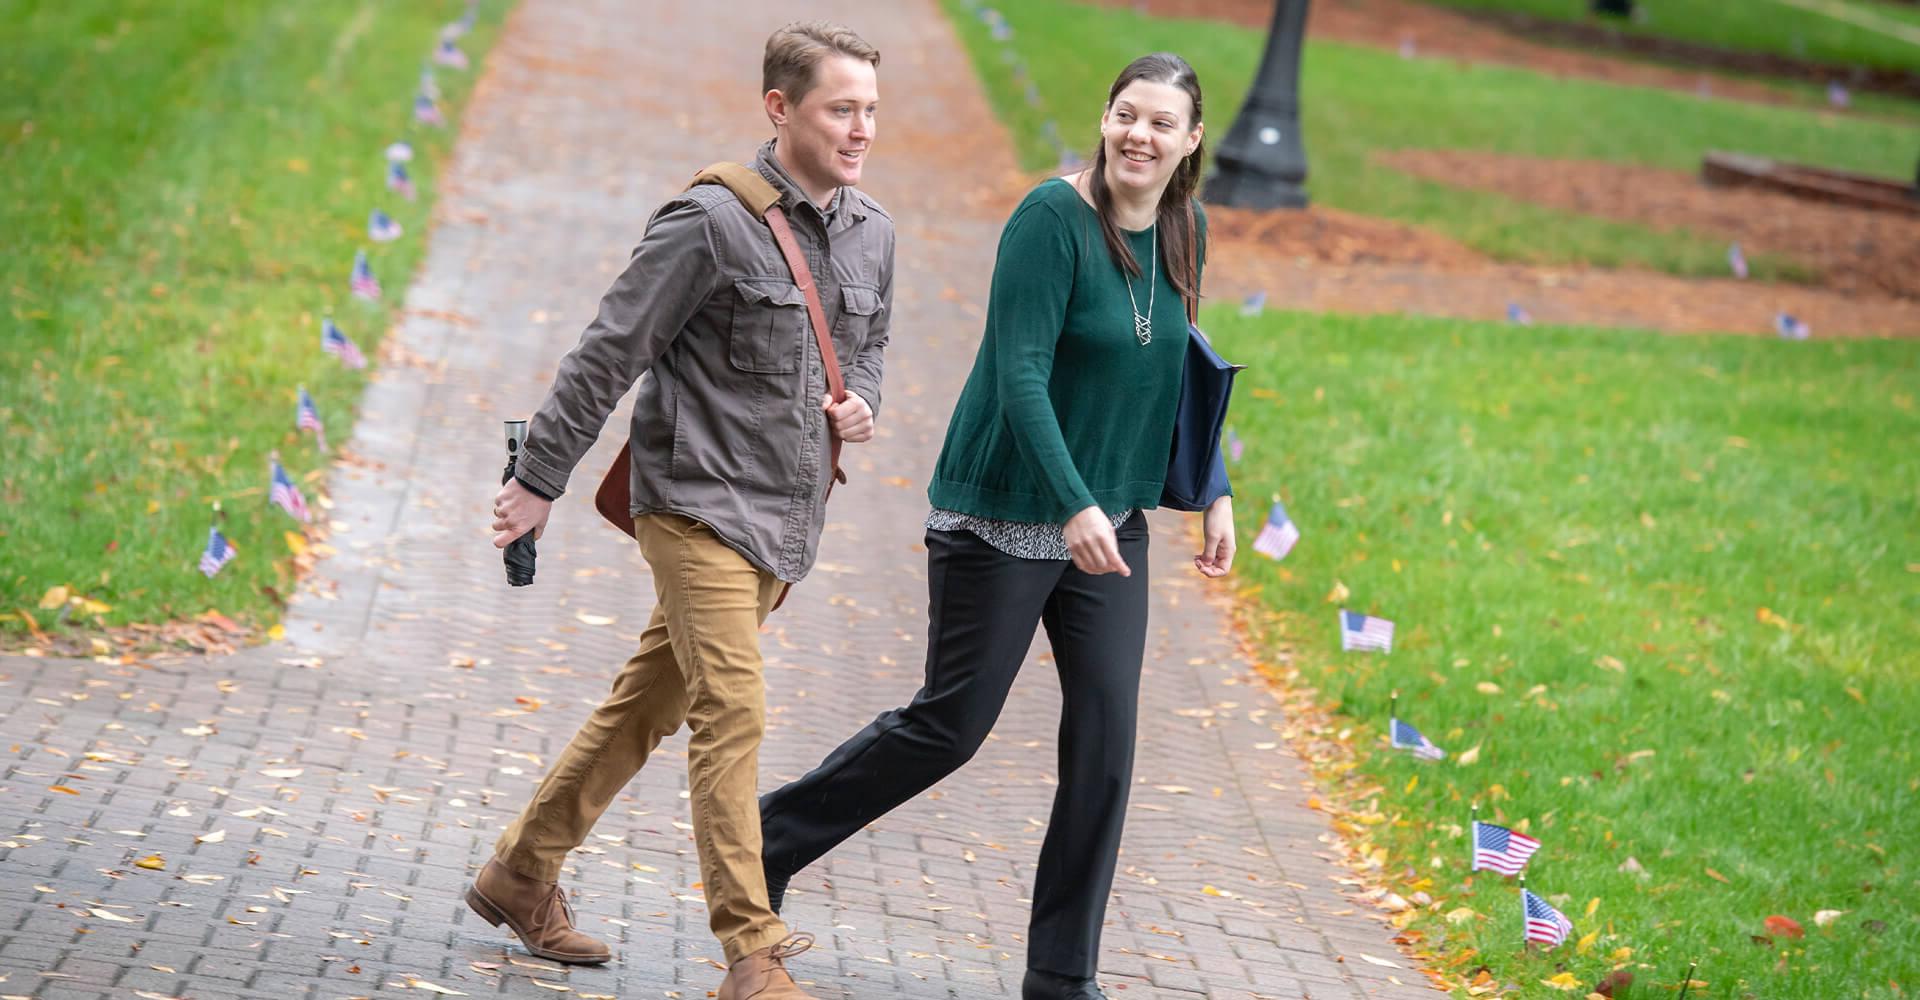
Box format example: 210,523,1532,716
1472,821,1541,875
1340,609,1394,653
1390,717,1444,760
434,37,469,70
369,209,403,242
414,93,444,126
385,140,414,164
1522,888,1573,947
419,68,441,101
1775,312,1811,340
350,250,381,301
1506,302,1532,325
296,385,328,451
1252,501,1299,561
322,318,367,369
1728,241,1749,279
1240,291,1266,317
198,527,237,578
1827,81,1850,108
269,457,310,523
1399,34,1417,59
387,162,415,200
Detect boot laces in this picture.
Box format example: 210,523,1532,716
769,931,815,964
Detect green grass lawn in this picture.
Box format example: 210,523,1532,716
942,0,1917,281
1209,306,1917,998
0,0,501,642
1413,0,1920,74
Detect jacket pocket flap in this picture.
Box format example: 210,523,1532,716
841,284,883,316
735,277,807,308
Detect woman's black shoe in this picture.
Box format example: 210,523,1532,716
1022,969,1108,1000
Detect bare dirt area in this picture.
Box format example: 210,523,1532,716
1380,148,1920,299
961,168,1919,336
1100,0,1887,112
1201,247,1920,337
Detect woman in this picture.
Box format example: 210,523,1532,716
758,53,1234,1000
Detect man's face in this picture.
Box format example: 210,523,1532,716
771,54,878,203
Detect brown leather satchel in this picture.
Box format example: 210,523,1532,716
593,163,848,607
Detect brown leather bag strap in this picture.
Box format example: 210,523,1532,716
688,162,847,482
764,205,847,483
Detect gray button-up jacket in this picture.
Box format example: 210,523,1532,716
515,141,894,582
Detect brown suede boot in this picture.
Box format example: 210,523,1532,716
717,933,817,999
464,858,611,964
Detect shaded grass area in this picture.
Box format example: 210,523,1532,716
941,0,1916,281
1209,306,1918,999
0,0,502,638
1415,0,1920,74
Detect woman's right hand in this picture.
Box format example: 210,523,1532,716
1064,506,1130,577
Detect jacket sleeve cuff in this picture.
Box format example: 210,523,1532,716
513,451,569,500
514,472,559,502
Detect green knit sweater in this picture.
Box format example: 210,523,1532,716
929,179,1206,523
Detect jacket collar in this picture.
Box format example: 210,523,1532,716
755,139,866,230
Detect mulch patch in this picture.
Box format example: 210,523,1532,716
1380,148,1920,298
1094,0,1900,113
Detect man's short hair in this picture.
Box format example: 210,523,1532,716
763,21,880,107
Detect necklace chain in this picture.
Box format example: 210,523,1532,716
1125,225,1156,347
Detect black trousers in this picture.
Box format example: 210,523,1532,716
759,512,1152,977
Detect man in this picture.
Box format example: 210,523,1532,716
470,21,891,1000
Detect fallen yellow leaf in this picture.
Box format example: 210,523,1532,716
1455,744,1481,766
134,854,167,871
1541,971,1582,991
88,908,138,923
195,829,227,844
1576,929,1598,954
38,585,70,609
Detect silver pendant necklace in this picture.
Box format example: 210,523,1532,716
1125,225,1156,347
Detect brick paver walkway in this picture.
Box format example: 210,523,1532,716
0,2,1436,997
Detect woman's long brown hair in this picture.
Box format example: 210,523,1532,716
1085,53,1206,306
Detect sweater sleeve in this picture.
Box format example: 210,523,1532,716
987,200,1098,519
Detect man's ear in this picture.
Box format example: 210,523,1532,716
764,88,789,128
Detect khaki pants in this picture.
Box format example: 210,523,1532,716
494,512,789,962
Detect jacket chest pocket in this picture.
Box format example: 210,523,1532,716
836,283,884,352
730,277,809,374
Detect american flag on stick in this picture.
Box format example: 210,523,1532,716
1251,500,1299,561
350,250,382,301
297,385,327,451
322,318,366,370
269,456,309,523
1390,717,1445,760
1522,888,1573,948
1340,609,1393,653
198,527,237,578
1472,820,1541,876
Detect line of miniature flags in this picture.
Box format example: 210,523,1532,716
964,2,1083,173
200,3,476,578
1231,413,1594,955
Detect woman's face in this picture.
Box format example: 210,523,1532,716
1099,79,1201,199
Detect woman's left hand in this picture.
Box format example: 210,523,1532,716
1194,495,1235,578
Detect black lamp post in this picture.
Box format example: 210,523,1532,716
1204,0,1311,210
